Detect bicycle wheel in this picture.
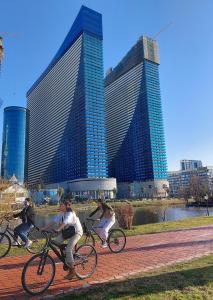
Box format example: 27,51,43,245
108,229,126,253
22,252,55,296
0,233,11,258
74,244,97,279
27,228,48,254
75,233,95,253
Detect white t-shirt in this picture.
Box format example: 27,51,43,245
54,211,83,236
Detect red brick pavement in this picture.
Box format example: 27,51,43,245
1,225,213,300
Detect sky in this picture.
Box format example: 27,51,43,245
0,0,213,171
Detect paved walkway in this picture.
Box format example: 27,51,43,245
1,225,213,300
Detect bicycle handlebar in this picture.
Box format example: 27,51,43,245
40,228,58,235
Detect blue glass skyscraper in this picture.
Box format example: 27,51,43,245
1,106,28,183
105,36,168,197
26,6,116,197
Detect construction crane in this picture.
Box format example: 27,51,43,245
0,37,4,107
0,36,4,72
153,21,173,40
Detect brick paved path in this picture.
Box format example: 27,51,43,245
1,225,213,300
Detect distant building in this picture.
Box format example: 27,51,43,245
180,160,202,171
26,6,116,199
0,179,28,204
168,161,213,197
105,36,168,198
1,106,28,183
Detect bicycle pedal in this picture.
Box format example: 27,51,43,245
63,265,69,271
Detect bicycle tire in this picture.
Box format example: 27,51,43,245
0,233,11,258
26,230,48,254
74,244,97,279
108,229,126,253
22,252,55,296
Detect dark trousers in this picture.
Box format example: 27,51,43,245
14,223,33,244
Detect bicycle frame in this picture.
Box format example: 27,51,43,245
41,234,67,266
40,234,84,273
84,220,107,243
1,224,21,244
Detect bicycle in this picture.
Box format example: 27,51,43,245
0,215,48,258
21,229,98,296
78,218,126,253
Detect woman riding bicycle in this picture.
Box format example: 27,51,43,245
13,197,35,248
89,198,115,248
41,200,83,279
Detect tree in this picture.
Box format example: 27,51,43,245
57,186,64,201
162,184,169,197
189,175,210,204
0,177,11,192
112,187,117,199
177,186,190,203
127,184,132,198
114,202,134,229
140,186,144,198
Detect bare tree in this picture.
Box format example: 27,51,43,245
189,175,210,204
162,184,169,198
114,203,134,229
57,186,64,201
0,177,10,192
177,186,190,204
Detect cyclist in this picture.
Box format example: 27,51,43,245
89,198,115,248
41,200,83,280
13,197,35,248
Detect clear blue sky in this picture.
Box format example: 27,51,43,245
0,0,213,171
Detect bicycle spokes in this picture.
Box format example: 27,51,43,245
108,229,126,253
22,253,55,296
38,254,47,275
75,245,97,279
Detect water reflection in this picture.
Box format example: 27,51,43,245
132,205,213,225
34,204,213,228
34,210,93,228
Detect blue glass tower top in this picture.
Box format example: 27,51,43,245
27,6,102,96
1,106,28,183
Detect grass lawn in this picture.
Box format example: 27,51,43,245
125,215,213,236
61,254,213,300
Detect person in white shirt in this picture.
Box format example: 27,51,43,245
41,200,83,279
89,199,115,248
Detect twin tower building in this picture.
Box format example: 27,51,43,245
1,6,168,198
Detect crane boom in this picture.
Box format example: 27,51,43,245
153,22,173,39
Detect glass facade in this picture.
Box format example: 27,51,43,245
1,106,28,183
169,166,213,197
180,160,203,171
105,36,168,183
26,6,108,185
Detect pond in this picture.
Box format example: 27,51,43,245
34,204,213,228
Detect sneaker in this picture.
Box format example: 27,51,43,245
101,242,108,248
25,240,33,248
64,268,76,280
11,241,19,246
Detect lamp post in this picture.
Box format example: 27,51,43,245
204,194,209,216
